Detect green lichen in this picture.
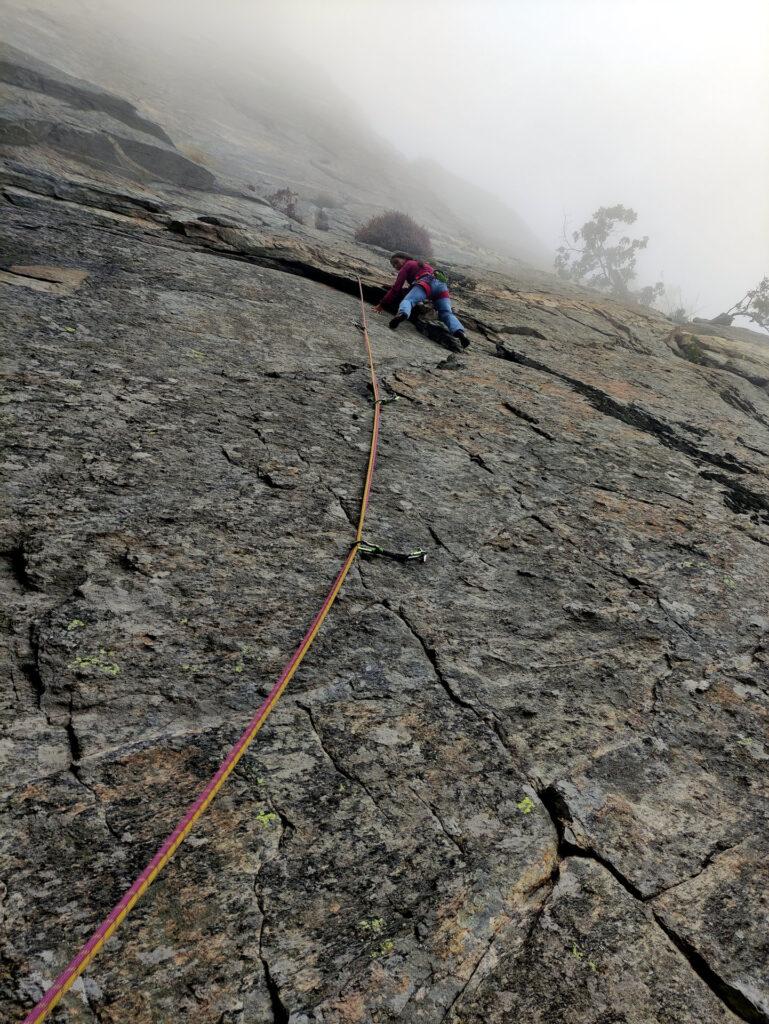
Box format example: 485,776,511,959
370,938,395,959
68,648,120,676
358,917,385,934
255,809,279,828
571,941,598,971
516,795,535,814
66,618,86,631
676,336,708,365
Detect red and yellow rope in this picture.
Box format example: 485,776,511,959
22,277,381,1023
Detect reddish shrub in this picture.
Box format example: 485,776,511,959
354,210,433,259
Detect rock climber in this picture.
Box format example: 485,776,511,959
374,252,469,349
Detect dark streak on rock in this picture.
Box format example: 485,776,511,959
699,471,769,525
495,342,755,476
2,542,37,591
502,402,555,441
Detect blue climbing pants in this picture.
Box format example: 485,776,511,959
398,277,464,334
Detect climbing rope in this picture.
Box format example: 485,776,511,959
22,277,385,1024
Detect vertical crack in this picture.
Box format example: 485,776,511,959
2,542,38,592
256,894,290,1024
383,601,479,715
66,689,82,762
298,702,391,820
22,625,46,709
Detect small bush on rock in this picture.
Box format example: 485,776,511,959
267,188,304,224
355,210,433,259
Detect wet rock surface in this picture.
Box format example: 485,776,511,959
2,65,769,1024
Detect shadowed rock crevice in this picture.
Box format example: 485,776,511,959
537,784,645,900
652,916,769,1024
21,626,46,710
257,896,290,1024
2,542,38,592
536,784,768,1024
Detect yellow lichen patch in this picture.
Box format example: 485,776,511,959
358,917,385,934
254,808,279,828
68,648,120,676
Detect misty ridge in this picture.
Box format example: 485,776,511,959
3,0,766,331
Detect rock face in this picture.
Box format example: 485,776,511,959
2,48,769,1024
0,43,218,192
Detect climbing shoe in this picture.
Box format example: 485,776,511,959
444,334,464,353
389,313,407,330
454,330,470,349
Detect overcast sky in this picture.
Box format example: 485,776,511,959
249,0,769,319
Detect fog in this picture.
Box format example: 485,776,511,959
259,0,769,320
6,0,768,319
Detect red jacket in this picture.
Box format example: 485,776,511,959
381,260,434,306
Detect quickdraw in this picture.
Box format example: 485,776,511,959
21,277,413,1023
359,541,428,563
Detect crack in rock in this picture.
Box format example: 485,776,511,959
536,783,769,1024
494,342,755,476
256,894,290,1024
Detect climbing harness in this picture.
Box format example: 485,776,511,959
21,278,409,1024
